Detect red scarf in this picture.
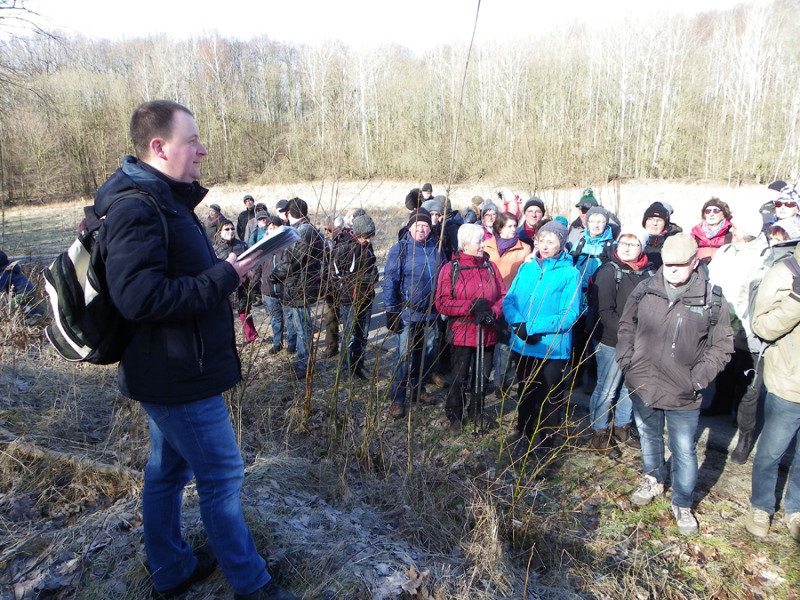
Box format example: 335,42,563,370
615,251,649,271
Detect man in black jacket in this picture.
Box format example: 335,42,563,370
237,194,256,240
270,197,324,379
97,100,294,600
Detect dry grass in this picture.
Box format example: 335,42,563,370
1,178,798,599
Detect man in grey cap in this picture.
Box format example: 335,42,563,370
237,194,257,240
616,233,733,536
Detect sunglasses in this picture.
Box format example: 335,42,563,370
775,200,798,208
221,227,235,231
704,207,722,214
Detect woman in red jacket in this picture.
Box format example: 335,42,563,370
690,198,734,263
435,223,506,432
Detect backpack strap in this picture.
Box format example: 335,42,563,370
783,256,800,278
103,192,169,248
706,283,724,341
448,258,496,299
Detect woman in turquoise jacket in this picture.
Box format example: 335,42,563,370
503,220,582,449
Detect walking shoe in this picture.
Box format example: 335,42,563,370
419,391,437,405
430,373,450,388
730,430,754,464
745,507,771,537
389,402,406,419
447,419,462,433
267,345,281,355
613,424,641,449
292,365,310,380
153,544,217,599
672,505,699,536
322,347,338,359
588,429,621,458
350,365,369,380
287,346,297,355
630,474,664,506
785,512,800,542
234,579,297,600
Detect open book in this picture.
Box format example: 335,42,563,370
236,226,300,264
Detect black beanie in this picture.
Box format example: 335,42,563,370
523,197,545,215
407,208,432,228
641,202,671,227
405,188,421,211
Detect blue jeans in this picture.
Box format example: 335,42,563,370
750,392,800,515
390,319,436,405
339,300,373,372
263,296,286,349
588,342,632,431
284,305,311,370
492,341,516,391
631,394,699,508
140,395,270,596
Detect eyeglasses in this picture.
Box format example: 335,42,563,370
704,207,722,214
775,201,798,208
618,241,641,248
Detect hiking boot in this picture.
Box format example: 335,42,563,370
389,402,406,419
292,365,310,380
731,430,755,464
745,507,771,537
447,419,462,433
785,512,800,542
234,579,297,600
672,505,699,536
350,365,369,380
287,346,297,355
588,429,621,458
613,424,641,449
416,391,437,406
430,373,450,388
154,544,217,599
630,474,664,506
322,347,338,359
267,345,282,355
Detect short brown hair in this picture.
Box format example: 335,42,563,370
130,100,193,159
493,211,518,235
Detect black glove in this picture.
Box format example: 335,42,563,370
474,310,496,326
793,276,800,296
386,311,403,334
512,323,541,345
470,297,491,315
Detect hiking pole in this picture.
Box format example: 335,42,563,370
473,324,484,436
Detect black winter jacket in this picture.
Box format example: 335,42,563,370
591,255,656,347
328,232,378,306
270,218,324,307
96,156,242,405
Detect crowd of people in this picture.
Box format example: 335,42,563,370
206,179,800,544
4,100,800,599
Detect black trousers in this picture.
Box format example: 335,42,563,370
445,344,494,422
514,353,567,444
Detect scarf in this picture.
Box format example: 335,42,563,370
496,234,519,256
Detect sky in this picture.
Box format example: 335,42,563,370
24,0,765,52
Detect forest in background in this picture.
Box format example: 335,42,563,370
0,0,799,206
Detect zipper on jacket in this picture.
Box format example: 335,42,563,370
670,313,682,357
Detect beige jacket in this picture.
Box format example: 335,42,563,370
751,244,800,404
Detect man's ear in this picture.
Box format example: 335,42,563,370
149,136,166,160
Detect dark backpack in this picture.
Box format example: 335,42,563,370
43,193,167,364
